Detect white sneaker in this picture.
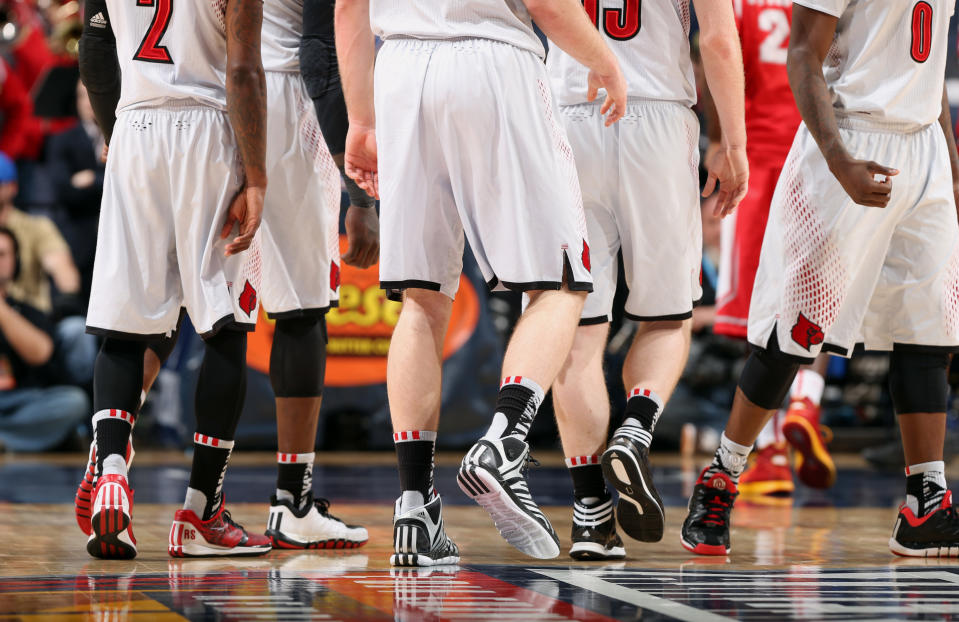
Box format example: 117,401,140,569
391,492,459,567
266,492,368,549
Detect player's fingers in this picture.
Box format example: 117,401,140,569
867,179,892,195
866,161,900,177
702,172,718,198
587,81,599,103
600,94,613,116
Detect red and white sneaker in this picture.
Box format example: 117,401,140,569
782,397,836,489
76,440,135,535
169,503,272,557
86,474,137,559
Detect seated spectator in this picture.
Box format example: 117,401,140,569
47,80,103,300
0,226,88,451
0,153,95,384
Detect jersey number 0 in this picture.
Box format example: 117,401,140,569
583,0,642,41
134,0,173,64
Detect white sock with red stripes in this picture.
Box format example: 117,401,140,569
185,433,236,520
276,451,315,508
790,369,825,406
483,376,545,440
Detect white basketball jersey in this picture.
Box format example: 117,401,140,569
106,0,229,112
795,0,954,129
547,0,695,107
370,0,544,58
262,0,302,73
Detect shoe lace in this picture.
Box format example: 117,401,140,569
702,492,731,527
314,497,343,522
219,507,242,531
519,453,541,477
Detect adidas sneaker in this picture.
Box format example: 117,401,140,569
266,492,368,550
601,427,665,542
391,491,459,567
570,496,625,560
457,436,560,559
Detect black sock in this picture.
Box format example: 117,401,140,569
566,456,608,501
92,338,145,475
490,376,544,439
276,452,315,507
394,430,436,499
188,434,234,520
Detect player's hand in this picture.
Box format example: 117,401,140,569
345,123,379,200
101,144,109,163
587,58,627,126
342,205,380,269
703,145,749,217
829,157,899,208
221,184,265,256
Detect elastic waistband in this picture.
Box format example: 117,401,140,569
382,35,535,53
119,101,226,114
835,114,929,134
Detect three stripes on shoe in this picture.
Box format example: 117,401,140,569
573,497,614,528
458,442,551,530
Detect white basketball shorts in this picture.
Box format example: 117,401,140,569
87,106,257,339
561,100,702,324
258,71,341,318
749,119,959,361
374,38,592,300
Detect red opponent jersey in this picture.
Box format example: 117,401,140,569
734,0,802,163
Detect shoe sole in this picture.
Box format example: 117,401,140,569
569,541,625,561
266,529,367,550
738,479,795,497
87,482,136,559
889,537,959,558
168,520,272,558
783,416,836,489
680,535,729,556
390,553,460,567
457,464,560,559
601,446,664,542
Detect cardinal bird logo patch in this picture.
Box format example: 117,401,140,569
582,239,591,272
330,261,341,291
238,280,257,317
791,312,824,350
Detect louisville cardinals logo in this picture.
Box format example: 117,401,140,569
330,261,341,291
238,280,257,316
582,239,591,272
791,312,824,350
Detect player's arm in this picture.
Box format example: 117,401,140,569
222,0,267,256
302,0,378,268
787,5,897,208
937,87,959,221
524,0,625,125
335,0,379,198
77,0,121,144
692,0,748,217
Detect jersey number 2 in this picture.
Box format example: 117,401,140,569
583,0,642,41
134,0,173,64
910,1,933,63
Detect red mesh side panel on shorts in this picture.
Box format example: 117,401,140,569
211,0,226,31
298,95,342,276
536,79,588,241
780,154,848,342
943,245,959,338
676,0,691,35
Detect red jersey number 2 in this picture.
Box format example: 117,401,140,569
134,0,173,64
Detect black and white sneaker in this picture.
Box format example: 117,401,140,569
601,426,665,542
570,496,625,561
391,492,460,567
458,436,560,559
266,492,368,550
890,491,959,557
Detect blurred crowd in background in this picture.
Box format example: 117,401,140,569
0,0,955,473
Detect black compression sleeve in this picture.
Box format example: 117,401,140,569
301,0,348,156
79,0,121,144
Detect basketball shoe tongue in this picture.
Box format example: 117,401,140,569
701,470,738,494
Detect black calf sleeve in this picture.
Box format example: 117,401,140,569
270,316,327,398
738,334,800,410
194,329,248,439
889,349,949,414
147,309,184,365
94,338,146,414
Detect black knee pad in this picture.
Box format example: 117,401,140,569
889,349,949,414
270,316,327,398
738,334,801,410
194,329,248,438
94,338,147,413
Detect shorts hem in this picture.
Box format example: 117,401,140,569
487,276,594,294
86,326,171,341
625,310,693,322
266,305,335,320
200,314,256,339
579,315,609,326
380,279,443,302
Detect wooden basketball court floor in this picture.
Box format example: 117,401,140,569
2,451,959,621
